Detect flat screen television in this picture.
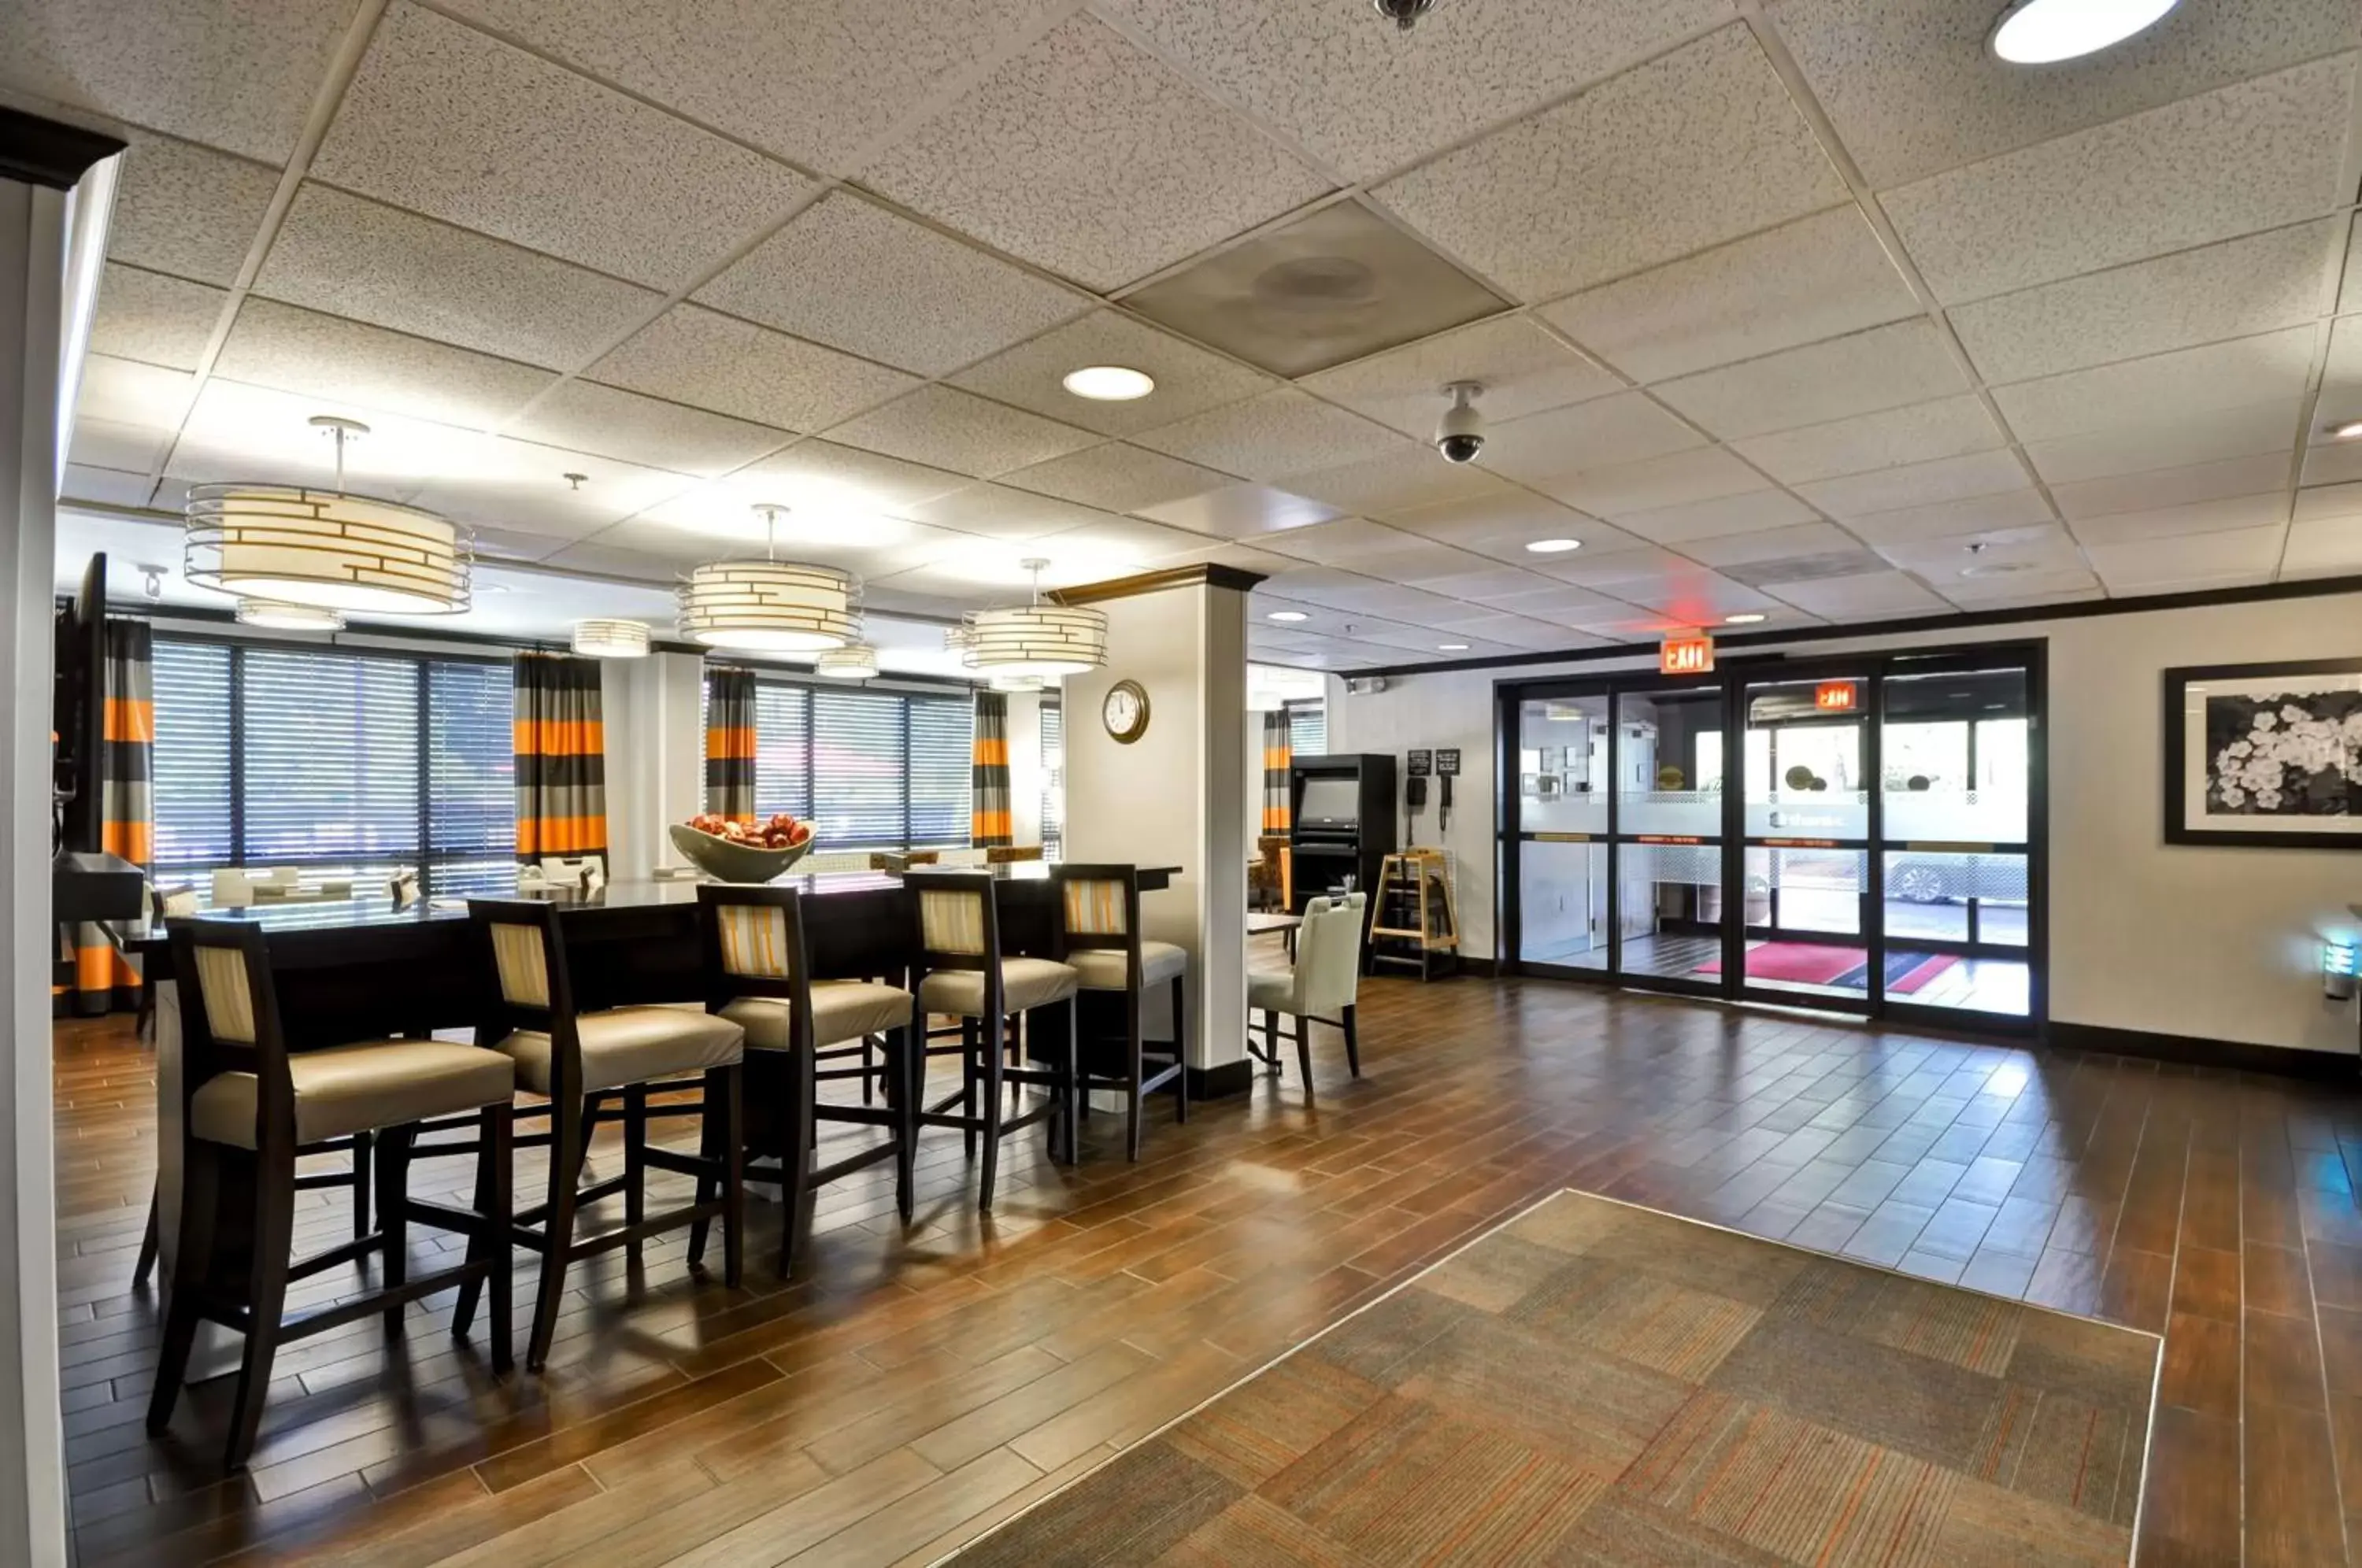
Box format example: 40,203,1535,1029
1298,776,1360,829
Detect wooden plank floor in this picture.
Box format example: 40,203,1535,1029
50,949,2362,1565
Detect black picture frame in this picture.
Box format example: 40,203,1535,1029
2163,657,2362,850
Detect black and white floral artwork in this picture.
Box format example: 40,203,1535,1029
2166,661,2362,847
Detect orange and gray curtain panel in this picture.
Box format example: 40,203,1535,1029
705,666,757,826
70,619,154,1015
513,653,608,865
1261,708,1292,834
972,690,1011,847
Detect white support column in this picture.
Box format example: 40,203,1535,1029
602,650,706,876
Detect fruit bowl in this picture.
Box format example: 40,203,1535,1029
668,819,815,883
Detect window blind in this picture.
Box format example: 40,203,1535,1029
1040,701,1064,859
241,648,420,863
151,640,233,870
427,660,518,895
733,678,973,849
810,687,906,847
907,695,971,848
753,684,812,820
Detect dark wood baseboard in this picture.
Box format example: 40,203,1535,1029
2045,1020,2357,1081
1188,1060,1255,1101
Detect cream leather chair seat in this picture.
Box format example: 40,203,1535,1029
919,958,1078,1016
498,1006,745,1096
723,980,913,1050
1068,941,1187,992
191,1040,515,1149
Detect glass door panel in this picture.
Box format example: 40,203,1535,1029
1520,838,1607,968
1618,838,1723,981
1614,686,1726,989
1514,693,1609,970
1739,675,1871,1009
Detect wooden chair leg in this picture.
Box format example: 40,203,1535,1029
1294,1015,1314,1099
1342,1004,1361,1078
1124,988,1144,1163
892,1025,917,1223
526,1104,582,1373
624,1084,647,1267
780,1046,816,1278
1064,997,1083,1167
453,1106,497,1345
1171,975,1189,1123
350,1128,373,1248
979,1018,1005,1211
375,1126,411,1339
484,1104,513,1374
1261,1009,1280,1076
224,1147,297,1471
861,1034,876,1107
146,1140,220,1435
134,1186,161,1288
687,1096,718,1270
961,1017,979,1161
719,1063,745,1289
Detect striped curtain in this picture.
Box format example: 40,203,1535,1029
971,690,1011,847
513,653,608,865
72,620,154,1014
705,666,757,825
1261,708,1292,833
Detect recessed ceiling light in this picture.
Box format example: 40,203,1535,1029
1438,642,1470,651
1723,612,1767,625
1062,365,1156,401
1990,0,2178,65
1524,538,1582,555
2331,420,2362,442
1266,610,1309,623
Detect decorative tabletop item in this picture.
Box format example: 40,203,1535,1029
670,812,816,882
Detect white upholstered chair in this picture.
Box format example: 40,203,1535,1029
1247,893,1366,1094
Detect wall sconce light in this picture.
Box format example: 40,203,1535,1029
2325,941,2356,1000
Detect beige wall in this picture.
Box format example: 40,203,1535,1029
1329,590,2362,1058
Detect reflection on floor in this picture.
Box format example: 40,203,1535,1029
1527,932,2030,1015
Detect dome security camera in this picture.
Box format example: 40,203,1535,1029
1372,0,1435,30
1435,381,1486,464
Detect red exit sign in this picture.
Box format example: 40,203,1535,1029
1815,680,1858,712
1660,634,1715,675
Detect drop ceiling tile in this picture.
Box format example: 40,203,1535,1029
885,523,1207,596
1949,220,2338,386
2346,223,2362,313
1135,388,1401,483
510,379,788,476
313,2,812,290
949,309,1275,438
823,386,1098,480
257,183,664,372
0,0,358,162
727,438,970,516
862,13,1330,291
60,465,159,508
214,298,553,428
1096,0,1730,183
76,354,196,433
1990,326,2321,444
166,378,483,493
89,264,224,372
1844,488,2055,547
431,0,1065,176
1679,521,1859,569
1374,26,1846,301
1652,319,1968,441
1298,316,1618,438
1258,518,1426,567
585,513,964,582
2281,516,2362,578
2296,483,2362,524
1873,522,2075,574
1766,0,2360,190
1468,580,1629,623
1280,444,1509,520
1001,443,1235,517
1765,569,1949,619
2026,401,2303,488
409,439,698,542
1401,612,1577,651
1478,392,1705,491
2304,440,2362,488
2086,524,2286,585
106,133,280,287
2319,314,2362,429
1538,205,1918,384
1136,482,1342,538
1550,446,1765,520
1882,55,2356,305
1631,576,1792,623
1386,490,1646,559
1420,563,1570,603
1940,568,2105,605
2069,492,2290,549
1796,448,2027,520
1617,488,1818,545
587,305,915,435
905,483,1126,541
1535,542,1705,588
2053,454,2296,523
68,419,170,475
1733,396,2006,486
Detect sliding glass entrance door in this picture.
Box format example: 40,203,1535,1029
1735,669,1875,1010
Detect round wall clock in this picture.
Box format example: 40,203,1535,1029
1101,679,1150,745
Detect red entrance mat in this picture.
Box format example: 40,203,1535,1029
1695,943,1961,993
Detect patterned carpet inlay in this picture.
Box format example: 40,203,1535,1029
950,1190,2160,1567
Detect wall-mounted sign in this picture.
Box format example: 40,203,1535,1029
1814,680,1858,712
1406,749,1433,777
1436,748,1461,776
1660,634,1714,675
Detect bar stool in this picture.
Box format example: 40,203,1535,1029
909,872,1080,1209
461,900,746,1370
1053,864,1187,1161
1247,893,1366,1096
147,920,516,1470
687,886,917,1277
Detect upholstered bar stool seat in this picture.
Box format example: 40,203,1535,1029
191,1041,514,1149
497,1008,744,1097
920,957,1078,1017
1070,940,1186,991
724,980,913,1051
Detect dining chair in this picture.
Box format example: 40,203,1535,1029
908,871,1080,1209
1246,892,1367,1096
147,919,516,1470
1052,864,1187,1160
461,900,746,1370
686,886,916,1277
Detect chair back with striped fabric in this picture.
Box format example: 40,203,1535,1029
905,871,1004,1015
468,899,583,1095
1052,864,1142,985
166,919,294,1145
696,886,815,1045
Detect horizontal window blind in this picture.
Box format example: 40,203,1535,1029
242,649,420,862
727,678,974,849
753,684,812,821
428,660,516,895
1287,699,1327,759
152,641,233,870
811,687,905,847
908,695,971,848
1040,701,1063,859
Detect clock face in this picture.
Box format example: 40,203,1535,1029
1102,680,1149,743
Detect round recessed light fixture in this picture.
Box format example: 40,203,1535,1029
1723,612,1768,625
1438,642,1470,652
1524,538,1582,555
1266,610,1309,623
1061,365,1156,401
1989,0,2178,65
2331,420,2362,442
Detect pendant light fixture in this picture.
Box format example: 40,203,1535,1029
814,642,879,680
572,619,651,658
955,558,1107,680
677,503,860,653
185,416,471,614
235,598,345,631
